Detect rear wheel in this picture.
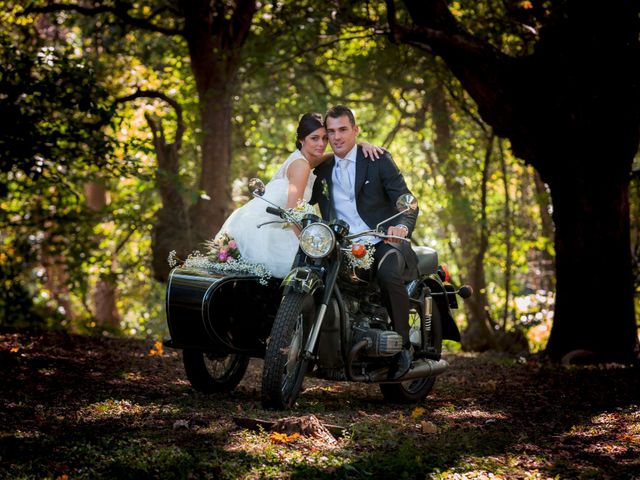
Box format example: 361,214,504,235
183,350,249,393
380,299,443,403
261,292,315,409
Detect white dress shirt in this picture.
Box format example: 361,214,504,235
332,145,380,243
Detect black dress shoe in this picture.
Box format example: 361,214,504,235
387,348,412,380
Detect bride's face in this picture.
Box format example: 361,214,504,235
300,127,328,165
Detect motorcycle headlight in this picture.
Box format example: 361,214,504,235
299,223,335,258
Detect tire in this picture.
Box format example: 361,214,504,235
183,349,249,394
261,292,315,409
380,299,443,403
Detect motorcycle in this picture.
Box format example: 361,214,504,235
164,179,472,409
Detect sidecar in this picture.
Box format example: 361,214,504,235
163,267,282,393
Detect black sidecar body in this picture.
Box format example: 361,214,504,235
163,267,281,356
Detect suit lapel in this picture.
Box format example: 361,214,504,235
354,146,368,196
317,156,336,220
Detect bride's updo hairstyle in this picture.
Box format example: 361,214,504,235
295,112,324,150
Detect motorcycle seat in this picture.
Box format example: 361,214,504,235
412,246,438,276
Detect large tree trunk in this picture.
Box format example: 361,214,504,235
188,90,233,240
545,170,637,362
399,0,640,362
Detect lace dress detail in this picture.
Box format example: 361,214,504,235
215,150,316,278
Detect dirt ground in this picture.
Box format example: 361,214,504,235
0,330,639,479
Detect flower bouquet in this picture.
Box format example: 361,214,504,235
204,233,241,263
345,240,375,270
167,233,272,285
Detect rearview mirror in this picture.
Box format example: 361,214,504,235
396,194,417,212
248,178,265,197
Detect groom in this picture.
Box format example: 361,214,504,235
310,105,419,380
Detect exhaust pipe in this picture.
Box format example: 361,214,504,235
367,358,449,383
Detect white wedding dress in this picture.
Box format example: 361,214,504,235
215,150,316,278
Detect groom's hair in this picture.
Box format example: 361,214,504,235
325,105,356,126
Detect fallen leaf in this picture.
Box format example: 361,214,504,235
149,340,163,357
420,421,438,434
617,434,640,444
270,431,300,443
481,380,498,391
10,347,19,353
410,407,426,420
173,420,189,430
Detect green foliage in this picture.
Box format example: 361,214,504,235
0,34,113,179
1,0,561,350
0,16,117,327
0,7,169,334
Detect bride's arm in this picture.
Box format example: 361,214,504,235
286,159,311,210
286,159,312,236
360,141,386,160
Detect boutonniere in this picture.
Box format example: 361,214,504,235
321,178,329,199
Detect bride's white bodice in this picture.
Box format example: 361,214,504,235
261,150,316,207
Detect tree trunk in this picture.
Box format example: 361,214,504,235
144,113,192,282
42,252,74,321
84,181,120,330
498,140,512,329
545,171,637,363
188,90,233,240
399,0,640,362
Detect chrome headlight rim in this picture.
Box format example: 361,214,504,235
299,223,336,259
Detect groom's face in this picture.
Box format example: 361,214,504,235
326,114,359,159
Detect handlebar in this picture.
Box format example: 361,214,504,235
266,206,283,217
259,205,302,230
346,230,411,243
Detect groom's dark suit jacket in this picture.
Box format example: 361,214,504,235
310,146,419,276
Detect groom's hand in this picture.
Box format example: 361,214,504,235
386,225,408,244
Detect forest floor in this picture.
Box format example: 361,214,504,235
1,330,639,480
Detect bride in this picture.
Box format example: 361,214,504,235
213,112,382,278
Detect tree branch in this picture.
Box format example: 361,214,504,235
397,0,515,129
26,2,183,36
227,0,258,50
116,89,185,148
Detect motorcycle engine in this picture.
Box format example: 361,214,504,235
352,325,403,357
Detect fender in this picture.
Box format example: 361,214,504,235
425,275,461,342
281,266,324,295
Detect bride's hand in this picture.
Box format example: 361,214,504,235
360,141,387,161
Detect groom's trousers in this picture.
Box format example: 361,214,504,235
373,242,411,348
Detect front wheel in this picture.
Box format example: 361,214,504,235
380,299,443,403
261,292,315,409
183,350,249,393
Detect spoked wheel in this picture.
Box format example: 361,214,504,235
380,300,443,403
261,292,315,409
183,349,249,393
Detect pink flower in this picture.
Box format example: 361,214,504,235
220,246,229,254
218,251,229,262
228,240,237,249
